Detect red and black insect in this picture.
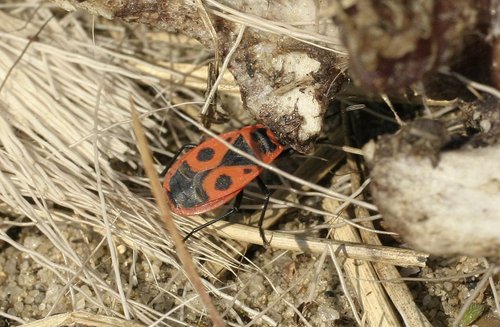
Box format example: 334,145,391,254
162,125,284,243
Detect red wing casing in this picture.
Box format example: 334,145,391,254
163,125,284,215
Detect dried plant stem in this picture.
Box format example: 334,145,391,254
328,245,362,324
350,169,433,327
135,61,239,94
201,25,246,116
205,0,347,54
324,190,402,327
185,214,427,267
20,311,145,327
0,15,52,95
489,267,500,319
129,98,225,327
94,84,130,320
439,68,500,99
381,93,405,126
341,100,433,326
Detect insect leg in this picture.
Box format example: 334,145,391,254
255,176,271,246
160,143,197,176
183,190,244,242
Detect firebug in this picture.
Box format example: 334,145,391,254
162,125,284,244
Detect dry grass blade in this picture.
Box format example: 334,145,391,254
349,165,433,326
20,311,145,327
0,8,246,326
185,214,427,267
3,2,495,326
133,61,239,95
129,98,225,327
323,169,401,327
204,0,347,54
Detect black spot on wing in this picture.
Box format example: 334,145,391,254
168,162,209,209
250,128,277,153
243,168,253,174
197,147,215,162
220,135,255,166
215,174,232,191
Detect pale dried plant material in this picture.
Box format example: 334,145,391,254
365,114,500,258
4,1,497,327
347,160,433,327
367,143,500,257
322,174,402,327
20,311,145,327
185,214,427,267
52,0,349,152
0,4,374,326
130,99,225,327
0,7,276,326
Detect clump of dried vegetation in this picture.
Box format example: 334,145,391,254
0,1,499,327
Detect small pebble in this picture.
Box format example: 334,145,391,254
443,282,453,292
13,302,24,313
